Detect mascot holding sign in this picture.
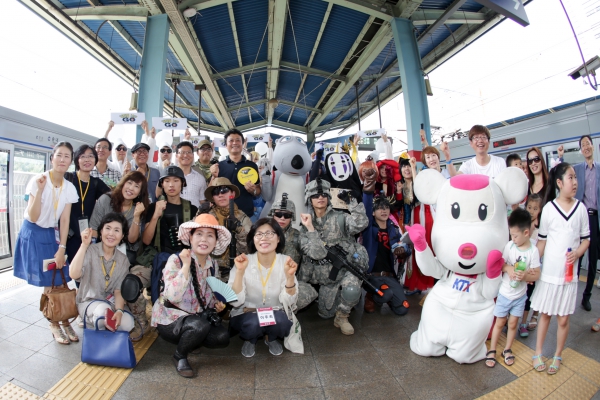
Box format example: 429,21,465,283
406,168,528,364
261,135,312,228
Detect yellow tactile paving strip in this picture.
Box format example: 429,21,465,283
0,382,40,399
41,331,158,400
480,337,600,399
0,276,26,292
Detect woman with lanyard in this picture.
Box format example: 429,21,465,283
228,218,298,358
13,142,80,344
65,145,110,281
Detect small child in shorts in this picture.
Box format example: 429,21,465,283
485,208,541,368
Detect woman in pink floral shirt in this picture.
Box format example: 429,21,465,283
150,213,231,378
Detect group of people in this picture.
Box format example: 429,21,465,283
11,121,600,378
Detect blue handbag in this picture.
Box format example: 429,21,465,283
81,302,137,369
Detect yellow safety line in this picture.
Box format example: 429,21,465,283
579,274,598,285
480,333,600,399
41,331,158,400
0,382,41,399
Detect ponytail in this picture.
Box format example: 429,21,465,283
544,162,571,205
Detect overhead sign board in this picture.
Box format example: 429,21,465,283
475,0,529,26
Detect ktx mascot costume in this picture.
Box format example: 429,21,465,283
261,135,312,228
406,168,527,364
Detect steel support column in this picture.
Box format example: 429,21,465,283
390,18,430,159
136,14,170,143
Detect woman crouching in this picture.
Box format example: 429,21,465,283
151,213,231,378
70,213,135,333
229,218,298,358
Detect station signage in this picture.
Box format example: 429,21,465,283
475,0,529,26
493,137,517,148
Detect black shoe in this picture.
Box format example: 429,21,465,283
172,355,194,378
582,298,592,312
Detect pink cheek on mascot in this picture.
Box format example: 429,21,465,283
405,168,528,364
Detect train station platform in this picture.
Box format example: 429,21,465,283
0,270,599,400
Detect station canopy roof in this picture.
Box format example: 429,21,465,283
22,0,519,136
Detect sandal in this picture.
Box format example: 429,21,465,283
485,350,497,368
503,349,515,366
547,356,562,375
49,323,70,345
62,323,79,342
532,354,546,372
527,316,538,331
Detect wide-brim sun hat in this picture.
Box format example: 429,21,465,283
204,177,240,202
178,213,232,256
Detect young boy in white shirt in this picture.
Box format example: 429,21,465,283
485,208,541,368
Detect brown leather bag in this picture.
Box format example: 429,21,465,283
39,269,78,323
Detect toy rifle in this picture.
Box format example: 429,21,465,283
226,194,239,268
325,244,384,297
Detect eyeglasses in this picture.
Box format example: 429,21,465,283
199,147,212,152
273,212,293,219
527,156,541,165
470,135,489,142
134,149,148,154
95,145,110,151
211,186,231,197
254,231,277,240
178,151,193,156
310,193,327,199
116,146,127,151
160,148,173,154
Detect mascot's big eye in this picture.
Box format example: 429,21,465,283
451,202,460,219
296,137,305,145
280,136,292,143
478,204,488,220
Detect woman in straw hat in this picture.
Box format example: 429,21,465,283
151,213,232,378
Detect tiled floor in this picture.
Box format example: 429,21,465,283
1,270,599,399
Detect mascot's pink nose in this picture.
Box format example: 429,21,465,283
458,243,477,260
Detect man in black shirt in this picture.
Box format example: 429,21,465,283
209,129,260,218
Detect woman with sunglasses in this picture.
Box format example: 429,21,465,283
112,139,131,175
229,218,299,357
205,177,252,281
526,147,549,198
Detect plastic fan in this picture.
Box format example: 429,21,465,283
206,277,238,303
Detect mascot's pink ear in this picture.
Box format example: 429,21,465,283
414,169,446,205
495,167,529,206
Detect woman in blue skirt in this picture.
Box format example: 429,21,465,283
13,142,80,344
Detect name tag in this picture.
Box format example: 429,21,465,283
257,307,276,326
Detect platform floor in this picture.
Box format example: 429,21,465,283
1,271,599,400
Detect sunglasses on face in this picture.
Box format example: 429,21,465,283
116,146,127,151
274,212,293,219
160,148,173,154
211,186,231,197
527,156,541,165
310,193,327,200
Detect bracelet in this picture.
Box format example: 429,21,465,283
133,220,142,226
58,244,66,250
115,309,124,314
445,159,452,164
285,283,296,289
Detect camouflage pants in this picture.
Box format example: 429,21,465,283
127,264,151,329
296,281,318,311
317,271,361,318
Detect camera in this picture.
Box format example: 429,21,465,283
209,157,219,165
201,308,222,326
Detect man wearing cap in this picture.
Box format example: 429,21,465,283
210,129,261,218
175,141,207,209
205,177,252,281
131,142,161,203
157,142,174,176
299,178,369,335
91,138,122,188
193,139,214,184
269,193,318,310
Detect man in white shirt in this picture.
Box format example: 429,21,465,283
174,141,206,208
457,125,506,179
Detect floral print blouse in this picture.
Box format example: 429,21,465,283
151,253,218,327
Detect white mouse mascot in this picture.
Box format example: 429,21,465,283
406,167,528,364
260,135,312,228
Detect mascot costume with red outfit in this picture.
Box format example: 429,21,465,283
406,167,528,364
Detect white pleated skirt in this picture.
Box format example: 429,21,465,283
530,280,578,316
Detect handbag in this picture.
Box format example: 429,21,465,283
39,269,78,323
81,301,137,368
282,296,304,354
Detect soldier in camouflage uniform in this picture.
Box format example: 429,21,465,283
269,193,318,310
192,139,213,184
299,178,369,335
205,177,252,281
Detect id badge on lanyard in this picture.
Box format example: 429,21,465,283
78,215,89,234
257,307,276,326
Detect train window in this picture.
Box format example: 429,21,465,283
544,146,584,168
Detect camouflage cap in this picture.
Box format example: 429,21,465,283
269,193,296,221
197,139,212,150
304,178,331,205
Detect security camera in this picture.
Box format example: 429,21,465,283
569,55,599,80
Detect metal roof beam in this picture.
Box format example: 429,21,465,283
415,0,467,45
313,119,352,133
278,100,322,114
173,102,212,113
332,101,374,113
392,0,423,19
235,119,308,134
322,0,392,21
178,0,236,11
210,61,270,80
279,62,346,82
308,22,393,132
63,5,148,21
411,10,485,26
225,99,322,114
267,0,287,126
209,61,345,82
161,0,234,128
226,2,252,123
227,99,267,112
